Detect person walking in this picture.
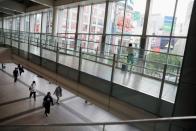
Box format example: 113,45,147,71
53,86,62,104
29,81,36,101
13,67,18,82
127,43,134,70
18,64,24,76
43,92,54,117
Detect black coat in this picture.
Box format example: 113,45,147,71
43,95,53,114
13,69,18,77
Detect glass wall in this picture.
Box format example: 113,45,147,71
105,0,146,55
1,0,194,103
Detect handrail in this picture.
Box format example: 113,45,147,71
0,29,182,82
0,116,195,127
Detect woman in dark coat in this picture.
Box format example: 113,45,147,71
43,92,54,117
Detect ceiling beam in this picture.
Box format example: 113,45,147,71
0,0,26,13
0,8,16,15
30,0,53,8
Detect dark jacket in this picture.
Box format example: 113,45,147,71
13,69,18,77
43,95,53,107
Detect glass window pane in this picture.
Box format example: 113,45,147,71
25,15,30,32
147,0,176,36
47,11,53,33
146,37,169,53
57,9,67,33
169,38,186,56
78,5,91,33
67,8,78,33
35,13,42,33
20,16,25,31
30,14,36,32
123,0,146,35
42,12,47,33
107,0,126,34
172,0,194,36
105,35,121,54
90,3,105,34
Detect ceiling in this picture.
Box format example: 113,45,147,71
0,0,54,17
0,0,106,17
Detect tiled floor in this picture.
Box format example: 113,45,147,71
0,63,142,131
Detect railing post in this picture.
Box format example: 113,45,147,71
108,54,116,109
56,42,59,73
103,124,105,131
39,33,42,66
78,47,82,83
157,64,167,115
65,40,67,54
3,29,5,46
27,33,30,61
175,66,180,85
96,47,98,62
18,30,20,56
18,16,21,56
142,54,147,75
159,64,167,99
37,37,39,47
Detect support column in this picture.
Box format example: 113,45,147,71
27,15,31,60
100,0,109,56
18,16,21,55
52,7,57,35
139,0,151,58
172,1,196,130
74,5,80,51
40,12,43,66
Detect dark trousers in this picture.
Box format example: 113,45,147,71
29,92,36,101
14,76,17,82
44,104,50,116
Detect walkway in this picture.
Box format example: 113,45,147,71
0,63,141,131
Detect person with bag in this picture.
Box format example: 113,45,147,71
53,86,62,104
43,92,54,117
127,43,134,70
29,81,36,101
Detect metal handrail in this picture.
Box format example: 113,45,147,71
0,29,182,77
0,116,195,127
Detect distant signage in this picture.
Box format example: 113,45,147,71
163,16,176,32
